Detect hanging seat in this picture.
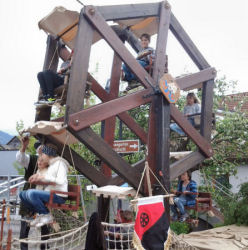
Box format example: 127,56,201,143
185,192,212,213
46,184,80,211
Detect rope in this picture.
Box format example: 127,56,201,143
75,0,86,7
48,44,59,70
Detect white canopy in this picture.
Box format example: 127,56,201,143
92,185,136,199
24,121,78,145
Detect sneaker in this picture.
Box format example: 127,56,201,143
47,98,56,104
35,214,53,228
179,213,189,222
125,81,140,92
30,214,41,226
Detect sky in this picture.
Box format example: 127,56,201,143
0,0,247,135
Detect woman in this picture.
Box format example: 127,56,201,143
19,144,69,228
170,92,201,135
170,171,197,222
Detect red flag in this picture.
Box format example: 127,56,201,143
133,195,171,250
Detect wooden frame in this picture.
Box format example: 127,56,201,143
38,1,216,203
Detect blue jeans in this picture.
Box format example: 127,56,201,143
170,117,195,136
170,196,187,215
19,190,65,214
122,60,148,82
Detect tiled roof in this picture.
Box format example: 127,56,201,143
219,92,248,112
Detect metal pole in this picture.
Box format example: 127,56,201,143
76,176,87,223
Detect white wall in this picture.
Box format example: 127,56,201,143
229,165,248,193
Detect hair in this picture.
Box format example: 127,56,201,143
179,171,192,181
121,210,133,223
187,92,200,104
140,33,151,42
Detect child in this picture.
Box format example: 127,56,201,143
170,92,201,135
36,47,73,105
122,33,155,91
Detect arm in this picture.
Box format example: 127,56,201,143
16,137,30,168
187,181,198,199
136,50,152,60
29,174,55,186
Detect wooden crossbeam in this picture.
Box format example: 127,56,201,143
46,135,109,187
176,67,216,91
97,2,160,21
170,104,213,157
66,13,93,116
68,127,142,191
170,151,205,180
69,88,153,131
84,6,154,89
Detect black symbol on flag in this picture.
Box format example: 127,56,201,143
140,212,149,227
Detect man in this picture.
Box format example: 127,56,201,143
170,171,197,222
16,137,49,250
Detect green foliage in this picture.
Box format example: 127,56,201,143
170,221,190,235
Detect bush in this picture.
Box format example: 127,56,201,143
170,221,190,235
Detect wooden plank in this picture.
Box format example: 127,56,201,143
170,13,210,70
102,53,122,177
68,127,142,191
97,3,160,21
45,135,109,187
176,67,217,91
200,79,214,141
170,104,213,157
84,6,155,89
69,88,153,131
35,35,59,122
65,12,93,117
170,151,205,180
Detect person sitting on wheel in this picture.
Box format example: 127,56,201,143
170,171,197,222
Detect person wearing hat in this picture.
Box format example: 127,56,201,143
19,143,69,228
16,137,49,250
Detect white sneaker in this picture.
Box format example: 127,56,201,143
35,214,53,228
30,214,41,226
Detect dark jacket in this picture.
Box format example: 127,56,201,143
19,155,37,216
177,180,197,206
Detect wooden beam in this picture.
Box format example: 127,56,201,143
97,2,160,21
84,6,155,89
170,151,205,180
200,79,214,141
68,127,142,191
176,67,217,91
45,135,109,187
170,104,213,157
147,1,171,195
65,12,93,117
101,53,122,177
69,88,152,131
170,13,210,70
35,35,59,122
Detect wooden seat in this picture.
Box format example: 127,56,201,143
46,184,80,211
185,192,212,213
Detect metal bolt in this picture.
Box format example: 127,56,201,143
89,8,95,15
74,119,79,126
212,69,217,75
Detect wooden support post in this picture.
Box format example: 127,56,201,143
147,1,171,198
35,35,59,122
200,79,214,141
101,53,122,177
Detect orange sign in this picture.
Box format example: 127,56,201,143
113,140,140,153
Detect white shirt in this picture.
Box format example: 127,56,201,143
43,157,69,197
16,151,30,169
